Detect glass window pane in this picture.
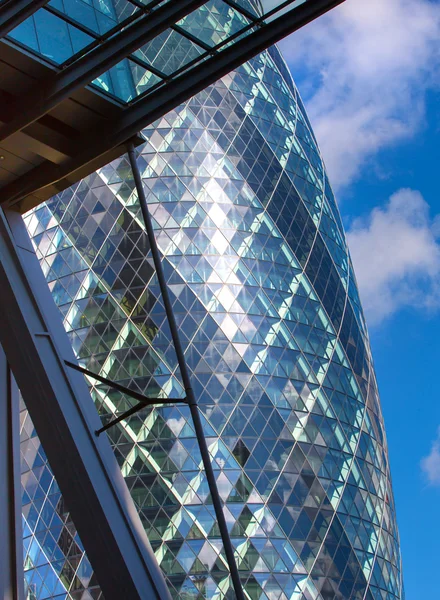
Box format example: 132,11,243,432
8,8,94,64
48,0,140,34
93,58,161,102
178,0,251,48
7,16,39,53
135,29,205,77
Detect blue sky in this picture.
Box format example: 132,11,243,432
280,1,440,597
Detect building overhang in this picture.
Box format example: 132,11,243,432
0,41,145,212
0,0,345,214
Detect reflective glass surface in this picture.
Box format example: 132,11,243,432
19,2,403,599
22,37,404,600
8,0,328,104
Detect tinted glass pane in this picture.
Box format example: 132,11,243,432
7,0,328,107
48,0,139,35
135,29,205,77
178,0,251,48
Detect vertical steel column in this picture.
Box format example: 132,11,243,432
0,207,172,600
0,345,24,600
127,143,245,600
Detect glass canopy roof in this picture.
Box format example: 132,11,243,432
7,0,309,104
1,0,342,211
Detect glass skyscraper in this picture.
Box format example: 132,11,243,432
18,3,403,600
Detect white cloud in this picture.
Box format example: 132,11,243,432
346,188,440,324
421,429,440,486
279,0,440,189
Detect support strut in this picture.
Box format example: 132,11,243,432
65,360,187,435
127,142,245,600
0,347,24,600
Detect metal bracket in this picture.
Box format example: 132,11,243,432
65,360,187,435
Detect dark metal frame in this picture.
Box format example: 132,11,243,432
127,142,246,600
2,0,344,209
65,359,187,435
0,347,24,600
0,207,172,600
0,0,49,39
0,1,347,596
0,0,207,142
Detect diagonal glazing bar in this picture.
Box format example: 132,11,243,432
0,0,208,144
3,0,344,210
0,0,49,39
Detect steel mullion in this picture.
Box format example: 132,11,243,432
93,21,243,108
123,16,257,106
124,4,266,92
126,0,171,10
56,7,145,68
43,0,174,45
87,10,266,108
47,0,179,69
43,5,111,41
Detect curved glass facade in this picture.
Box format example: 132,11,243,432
21,9,403,600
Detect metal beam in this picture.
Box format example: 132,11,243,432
0,0,49,39
0,207,172,600
0,89,77,162
0,0,208,143
127,143,246,600
111,0,345,143
1,0,344,209
0,346,24,600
